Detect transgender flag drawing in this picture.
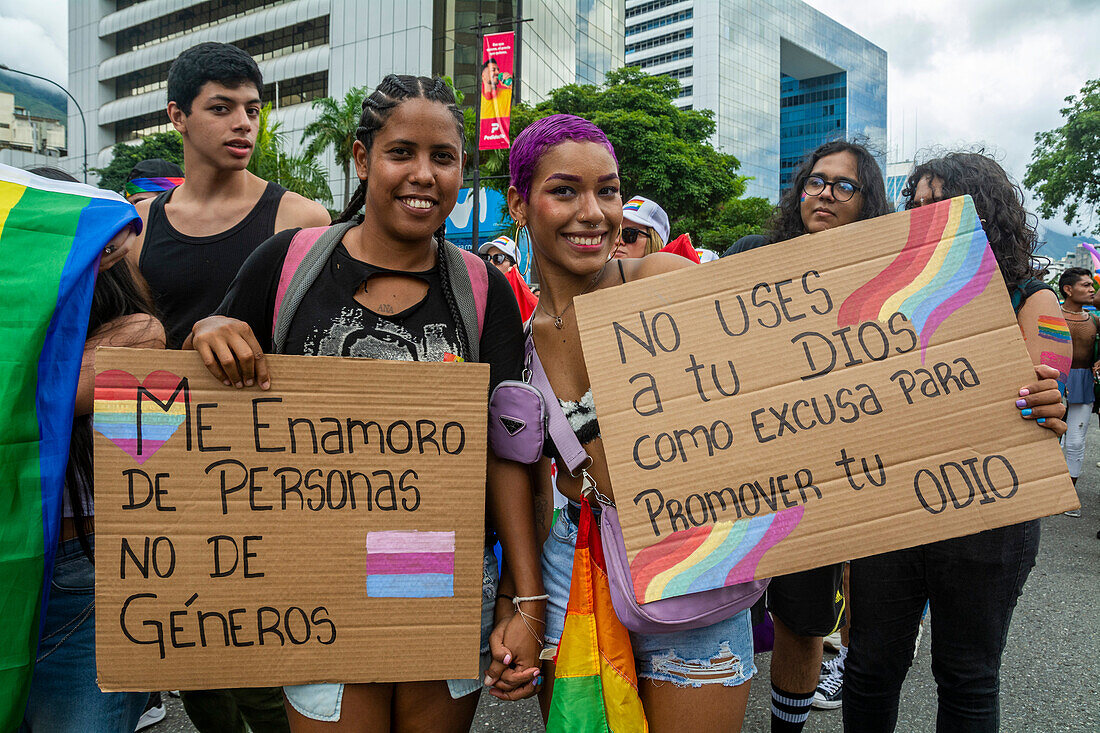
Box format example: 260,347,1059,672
837,196,996,361
365,531,455,598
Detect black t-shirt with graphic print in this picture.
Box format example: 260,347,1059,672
214,227,524,390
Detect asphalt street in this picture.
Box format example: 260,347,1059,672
152,432,1100,733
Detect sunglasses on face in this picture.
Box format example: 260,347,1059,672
481,253,514,266
803,175,862,202
620,227,650,244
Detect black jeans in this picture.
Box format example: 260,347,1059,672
843,520,1040,732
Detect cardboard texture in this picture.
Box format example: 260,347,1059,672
93,349,489,691
574,196,1077,605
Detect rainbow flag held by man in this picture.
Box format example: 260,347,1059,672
547,496,648,732
0,164,139,728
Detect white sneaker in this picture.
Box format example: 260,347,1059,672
135,692,165,731
823,630,842,652
812,665,843,710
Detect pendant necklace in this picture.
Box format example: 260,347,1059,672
540,263,608,329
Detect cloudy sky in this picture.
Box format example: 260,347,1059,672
2,0,1098,231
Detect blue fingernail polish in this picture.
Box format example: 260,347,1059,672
1037,418,1046,424
1021,408,1032,416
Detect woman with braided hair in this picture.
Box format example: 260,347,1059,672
189,74,544,731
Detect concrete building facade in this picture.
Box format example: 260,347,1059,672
0,91,67,156
66,0,623,201
625,0,887,201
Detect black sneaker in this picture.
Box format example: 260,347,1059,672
135,691,166,731
812,666,843,710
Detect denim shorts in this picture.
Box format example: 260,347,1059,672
542,507,756,688
284,546,498,722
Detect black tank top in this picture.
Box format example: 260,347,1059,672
140,181,286,348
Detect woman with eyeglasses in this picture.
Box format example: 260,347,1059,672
612,195,669,258
720,139,892,731
843,151,1068,733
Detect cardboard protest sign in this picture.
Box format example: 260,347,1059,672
574,196,1076,605
93,349,489,691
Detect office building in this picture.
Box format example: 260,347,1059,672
625,0,887,200
0,91,67,155
67,0,622,203
885,160,912,211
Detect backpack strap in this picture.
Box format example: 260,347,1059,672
273,226,327,338
441,240,488,362
272,220,359,354
1010,277,1053,315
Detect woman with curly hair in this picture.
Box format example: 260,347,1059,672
721,139,892,730
842,151,1069,733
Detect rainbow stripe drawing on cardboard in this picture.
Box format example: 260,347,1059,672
837,196,996,360
1036,316,1071,344
629,505,804,603
365,531,455,597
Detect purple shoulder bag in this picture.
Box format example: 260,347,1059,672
489,330,768,634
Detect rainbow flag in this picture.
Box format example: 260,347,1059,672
0,164,138,727
364,530,456,597
547,497,647,732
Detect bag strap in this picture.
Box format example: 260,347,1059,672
525,328,591,476
441,241,487,362
272,220,359,354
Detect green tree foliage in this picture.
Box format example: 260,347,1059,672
93,131,183,193
1025,78,1100,235
301,86,369,208
465,67,771,247
249,104,332,206
677,195,774,253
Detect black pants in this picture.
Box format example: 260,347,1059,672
843,520,1039,732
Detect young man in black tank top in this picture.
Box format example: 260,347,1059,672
124,42,328,733
126,42,329,350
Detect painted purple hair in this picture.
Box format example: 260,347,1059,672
509,114,618,201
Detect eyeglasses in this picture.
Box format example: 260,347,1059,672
620,227,650,244
803,175,862,203
481,253,513,266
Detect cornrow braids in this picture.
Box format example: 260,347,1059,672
334,74,465,224
434,231,471,360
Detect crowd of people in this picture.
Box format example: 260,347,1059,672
18,40,1084,733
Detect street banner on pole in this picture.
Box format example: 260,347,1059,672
479,32,515,151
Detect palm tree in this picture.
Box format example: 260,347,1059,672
301,86,368,208
249,104,333,206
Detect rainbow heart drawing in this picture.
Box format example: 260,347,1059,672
94,369,187,463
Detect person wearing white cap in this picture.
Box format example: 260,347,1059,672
613,195,670,259
478,234,518,275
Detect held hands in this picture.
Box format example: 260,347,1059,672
1018,364,1066,437
485,598,545,701
188,316,271,390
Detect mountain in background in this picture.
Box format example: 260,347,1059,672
1036,227,1100,262
0,69,68,127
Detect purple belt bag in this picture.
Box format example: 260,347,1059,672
597,501,769,634
488,380,546,465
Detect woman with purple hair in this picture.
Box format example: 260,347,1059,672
508,114,756,731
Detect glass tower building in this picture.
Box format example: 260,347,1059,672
625,0,887,201
67,0,623,198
